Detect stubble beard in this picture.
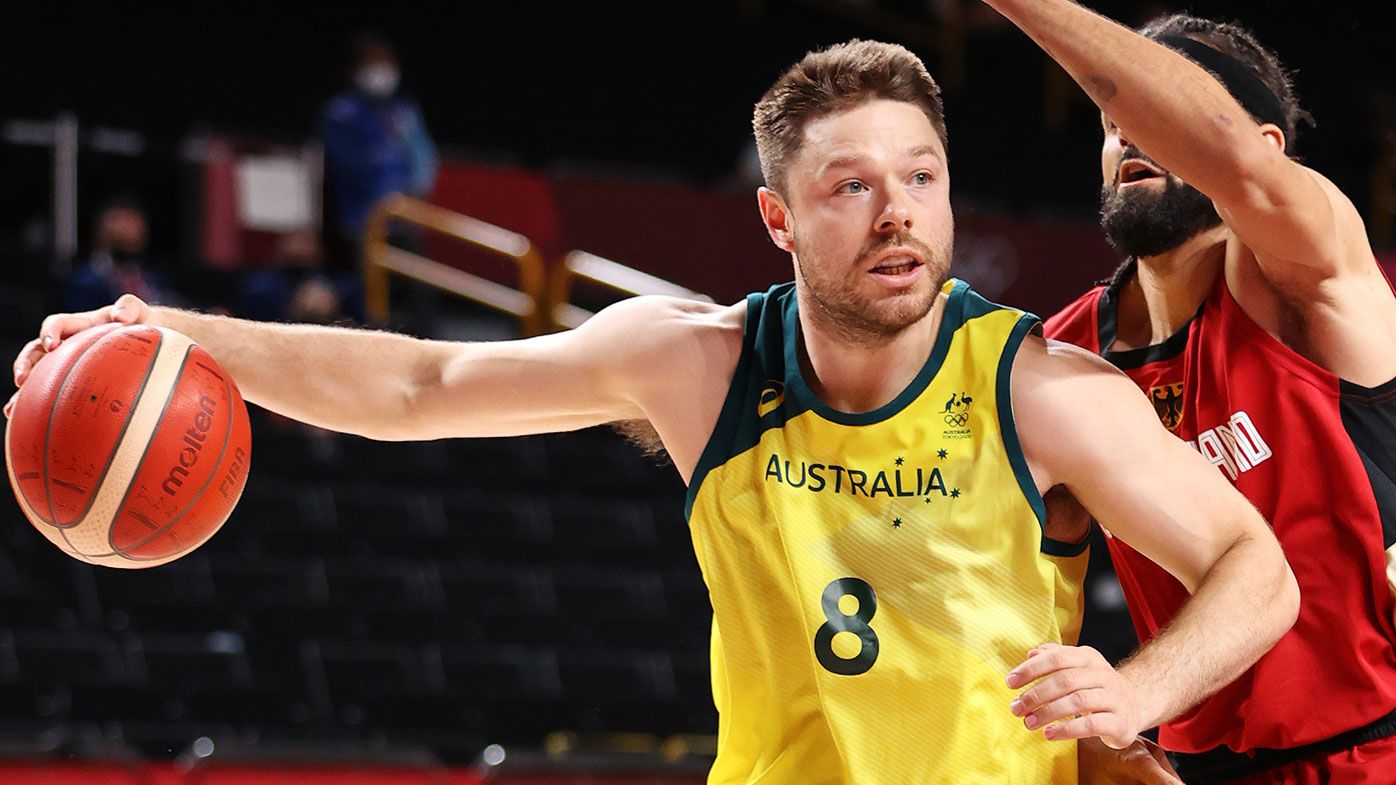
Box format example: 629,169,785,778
793,229,951,348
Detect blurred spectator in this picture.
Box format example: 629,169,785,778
66,198,177,311
321,34,438,251
238,230,361,324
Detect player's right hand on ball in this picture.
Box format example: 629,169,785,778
6,293,153,419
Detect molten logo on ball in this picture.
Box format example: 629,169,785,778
162,394,217,496
4,323,251,568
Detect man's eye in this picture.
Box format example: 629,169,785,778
912,172,931,186
841,181,866,194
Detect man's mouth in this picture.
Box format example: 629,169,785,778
867,249,925,276
1118,159,1166,187
873,259,921,275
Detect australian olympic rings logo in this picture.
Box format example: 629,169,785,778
944,412,970,427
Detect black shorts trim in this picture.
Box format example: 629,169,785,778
1169,706,1396,784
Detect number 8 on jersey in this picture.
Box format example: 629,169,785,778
814,577,879,675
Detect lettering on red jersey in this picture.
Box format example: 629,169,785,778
1186,410,1273,481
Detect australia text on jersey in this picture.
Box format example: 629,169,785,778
764,453,950,498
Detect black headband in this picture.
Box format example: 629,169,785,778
1154,34,1288,130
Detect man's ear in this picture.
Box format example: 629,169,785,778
758,187,796,253
1258,123,1286,155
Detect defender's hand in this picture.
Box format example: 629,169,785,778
7,293,153,418
1078,736,1182,785
1007,642,1148,749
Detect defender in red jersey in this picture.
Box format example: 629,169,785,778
984,2,1396,783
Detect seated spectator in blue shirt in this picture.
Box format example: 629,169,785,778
321,34,438,247
67,198,175,312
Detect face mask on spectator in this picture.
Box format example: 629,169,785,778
355,64,400,98
109,246,141,266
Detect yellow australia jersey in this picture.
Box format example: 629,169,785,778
685,279,1089,784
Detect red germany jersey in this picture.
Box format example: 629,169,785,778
1045,262,1396,754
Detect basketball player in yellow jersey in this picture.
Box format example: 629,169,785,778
13,41,1296,784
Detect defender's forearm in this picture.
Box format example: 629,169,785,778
1117,530,1299,728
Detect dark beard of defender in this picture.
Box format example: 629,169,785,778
1099,167,1223,258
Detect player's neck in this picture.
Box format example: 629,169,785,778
1116,227,1228,349
796,291,947,414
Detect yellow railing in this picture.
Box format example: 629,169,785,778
363,194,712,334
363,194,549,335
548,250,714,330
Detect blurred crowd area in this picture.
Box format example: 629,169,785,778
0,0,1393,777
3,1,1395,329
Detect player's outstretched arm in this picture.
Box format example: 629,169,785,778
8,293,714,442
1007,336,1299,748
981,0,1372,286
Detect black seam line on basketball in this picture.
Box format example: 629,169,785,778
192,360,225,383
41,324,155,525
102,344,192,557
114,348,236,560
51,479,90,495
54,327,163,531
125,508,161,532
63,324,163,525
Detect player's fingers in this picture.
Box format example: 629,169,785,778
3,392,16,420
1021,688,1112,729
1011,663,1108,715
38,313,93,350
1006,644,1094,688
1041,711,1122,744
37,297,144,350
13,339,43,387
110,293,148,323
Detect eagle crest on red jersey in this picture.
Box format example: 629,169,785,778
1150,382,1185,431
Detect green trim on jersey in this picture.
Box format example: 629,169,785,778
783,280,968,426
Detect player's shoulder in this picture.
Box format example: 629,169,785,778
1011,333,1139,433
1015,331,1121,381
1010,333,1157,477
577,295,746,367
588,295,743,335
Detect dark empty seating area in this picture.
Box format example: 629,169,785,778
0,391,712,762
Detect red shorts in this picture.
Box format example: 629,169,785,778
1222,734,1396,785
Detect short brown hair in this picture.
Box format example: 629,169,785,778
753,40,948,194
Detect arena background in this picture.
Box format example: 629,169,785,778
1,1,1394,782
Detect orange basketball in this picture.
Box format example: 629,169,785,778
4,323,251,568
